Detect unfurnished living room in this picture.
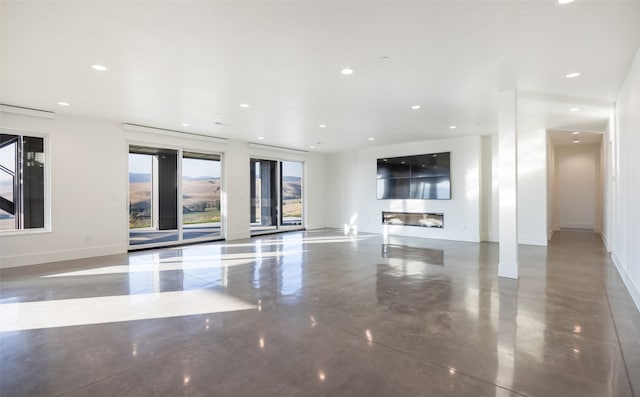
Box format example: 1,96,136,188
1,1,639,396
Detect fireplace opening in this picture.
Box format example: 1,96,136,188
382,211,444,228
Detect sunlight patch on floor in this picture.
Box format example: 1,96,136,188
0,289,256,332
42,250,308,278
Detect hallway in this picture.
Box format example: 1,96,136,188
1,229,638,396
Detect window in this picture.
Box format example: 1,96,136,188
0,133,46,232
128,145,222,248
281,161,302,226
250,158,303,235
182,152,221,241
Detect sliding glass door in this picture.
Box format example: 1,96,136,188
128,146,179,246
250,159,277,234
128,145,222,249
182,152,221,241
250,158,303,235
280,161,302,227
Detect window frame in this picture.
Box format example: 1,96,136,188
126,141,225,250
0,129,51,236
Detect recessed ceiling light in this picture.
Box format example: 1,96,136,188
257,136,264,140
566,72,581,79
558,0,575,4
411,105,421,110
57,102,69,106
570,107,581,112
181,123,190,127
91,64,108,71
368,137,375,141
319,124,327,128
309,145,315,149
341,68,354,75
240,103,250,108
449,126,457,129
573,139,580,143
572,131,580,135
380,56,390,61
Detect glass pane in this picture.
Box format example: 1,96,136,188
0,171,13,202
0,208,15,231
0,137,17,230
129,153,153,229
281,161,302,226
0,140,16,173
0,140,16,207
22,136,45,229
250,159,277,234
182,156,221,240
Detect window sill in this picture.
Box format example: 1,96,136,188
0,228,50,237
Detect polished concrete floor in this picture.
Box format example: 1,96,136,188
1,229,638,396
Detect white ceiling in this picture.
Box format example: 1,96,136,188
2,1,639,153
548,129,603,146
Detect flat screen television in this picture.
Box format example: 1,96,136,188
377,152,450,200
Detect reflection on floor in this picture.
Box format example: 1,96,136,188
1,229,639,396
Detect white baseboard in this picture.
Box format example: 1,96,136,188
0,244,125,269
559,222,594,230
518,234,548,246
611,252,640,312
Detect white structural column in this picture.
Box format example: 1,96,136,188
498,89,519,279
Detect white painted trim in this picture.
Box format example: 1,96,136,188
0,244,125,268
0,104,55,119
0,129,52,236
612,252,640,312
518,234,548,246
122,123,229,144
0,227,49,237
248,142,308,155
559,222,594,230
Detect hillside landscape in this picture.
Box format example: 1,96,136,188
129,175,301,227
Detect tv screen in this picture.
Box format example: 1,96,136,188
377,152,450,200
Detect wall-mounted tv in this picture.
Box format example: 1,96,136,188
377,152,451,200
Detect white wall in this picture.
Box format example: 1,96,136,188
547,138,559,238
480,129,547,246
325,150,360,231
0,113,127,266
480,135,499,242
0,112,327,268
556,143,600,230
609,47,640,310
517,128,548,246
326,136,483,242
602,121,613,249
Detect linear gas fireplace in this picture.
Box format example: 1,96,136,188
382,211,444,228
